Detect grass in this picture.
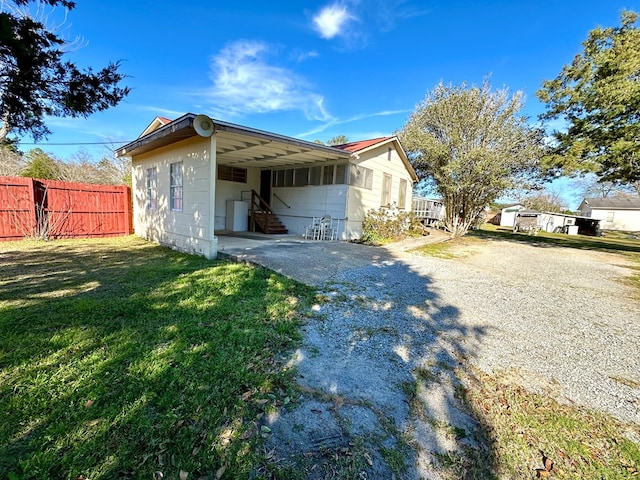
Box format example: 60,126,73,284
471,223,640,255
0,236,315,480
456,368,640,479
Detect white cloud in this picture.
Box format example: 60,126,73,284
297,109,410,138
206,40,332,121
312,4,356,39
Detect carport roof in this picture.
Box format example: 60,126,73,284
115,113,351,169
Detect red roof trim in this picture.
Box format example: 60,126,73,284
333,136,393,153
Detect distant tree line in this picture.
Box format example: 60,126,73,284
0,145,131,185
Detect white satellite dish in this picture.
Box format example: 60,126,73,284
193,114,214,137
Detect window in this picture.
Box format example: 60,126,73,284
146,167,157,210
349,165,373,189
284,169,294,187
273,170,284,187
310,166,322,185
295,168,309,186
322,165,334,185
606,211,615,222
170,162,183,211
218,165,247,183
335,164,347,184
381,173,392,206
398,178,407,209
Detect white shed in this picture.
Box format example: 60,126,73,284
499,204,526,227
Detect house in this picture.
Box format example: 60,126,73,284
115,113,418,259
577,197,640,231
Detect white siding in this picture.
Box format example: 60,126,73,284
214,167,260,230
271,184,348,236
500,205,525,227
131,137,215,257
346,143,414,239
585,208,640,231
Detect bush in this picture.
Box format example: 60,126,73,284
361,204,423,245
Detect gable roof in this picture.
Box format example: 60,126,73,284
139,116,173,138
334,136,418,182
580,197,640,210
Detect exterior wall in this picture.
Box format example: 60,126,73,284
214,168,260,230
345,144,414,239
583,207,640,231
131,136,216,258
500,205,525,227
538,213,576,232
271,183,348,236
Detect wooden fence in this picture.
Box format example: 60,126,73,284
0,176,132,241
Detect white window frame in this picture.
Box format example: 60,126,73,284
398,178,407,209
381,173,392,207
146,167,157,210
170,162,183,211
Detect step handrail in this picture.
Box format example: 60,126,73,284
249,189,274,232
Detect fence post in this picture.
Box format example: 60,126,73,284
27,178,38,236
122,185,132,234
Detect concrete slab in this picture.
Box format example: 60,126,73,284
216,229,450,287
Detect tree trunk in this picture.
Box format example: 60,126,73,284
0,111,11,143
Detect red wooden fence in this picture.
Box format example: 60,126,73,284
0,176,132,241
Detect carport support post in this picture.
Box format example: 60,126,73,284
206,134,218,259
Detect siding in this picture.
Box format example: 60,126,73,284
214,167,260,230
271,184,348,236
584,208,640,231
345,143,414,239
132,137,215,256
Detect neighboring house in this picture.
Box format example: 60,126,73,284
499,204,526,227
115,113,418,259
578,197,640,231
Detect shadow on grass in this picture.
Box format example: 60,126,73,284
0,237,313,479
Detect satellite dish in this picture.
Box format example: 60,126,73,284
193,114,214,137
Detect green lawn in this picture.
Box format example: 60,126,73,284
0,236,314,480
472,223,640,255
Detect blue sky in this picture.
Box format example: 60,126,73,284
13,0,639,206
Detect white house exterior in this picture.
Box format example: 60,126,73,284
499,204,526,227
578,197,640,231
115,114,418,258
271,137,418,239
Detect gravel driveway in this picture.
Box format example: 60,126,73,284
223,235,640,478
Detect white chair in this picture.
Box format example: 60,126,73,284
319,215,337,241
304,215,338,240
304,217,321,240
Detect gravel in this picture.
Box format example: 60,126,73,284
236,236,640,478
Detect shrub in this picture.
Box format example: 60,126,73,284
361,204,423,245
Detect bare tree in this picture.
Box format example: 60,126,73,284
0,145,25,175
518,189,567,213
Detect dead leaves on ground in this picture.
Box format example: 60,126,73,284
533,450,554,477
